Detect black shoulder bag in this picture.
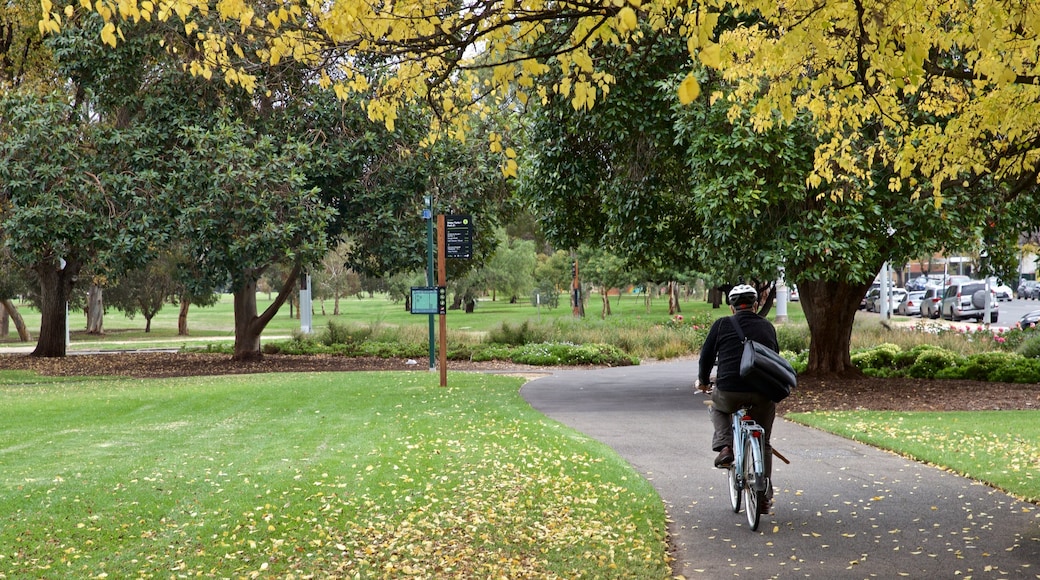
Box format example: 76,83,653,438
727,316,797,403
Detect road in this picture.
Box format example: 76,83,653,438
521,360,1040,579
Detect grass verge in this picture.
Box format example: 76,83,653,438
0,371,670,578
786,410,1040,503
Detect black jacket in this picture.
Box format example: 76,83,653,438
698,309,779,392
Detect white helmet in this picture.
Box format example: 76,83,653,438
728,284,758,306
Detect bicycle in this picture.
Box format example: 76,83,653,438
726,405,770,530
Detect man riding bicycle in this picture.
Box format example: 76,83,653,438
697,284,779,498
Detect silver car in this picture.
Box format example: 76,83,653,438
941,281,999,323
897,290,927,316
920,286,943,319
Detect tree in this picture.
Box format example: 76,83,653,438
172,120,334,360
532,251,573,310
0,91,158,356
280,87,513,283
0,249,32,342
61,0,1040,198
578,246,632,319
0,0,58,89
516,23,1040,376
481,234,537,303
105,255,179,333
313,242,362,316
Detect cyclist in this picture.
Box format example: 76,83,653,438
697,284,778,497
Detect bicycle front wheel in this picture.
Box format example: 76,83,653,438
742,437,765,530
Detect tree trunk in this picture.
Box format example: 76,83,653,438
600,287,611,319
799,279,869,378
86,284,104,334
710,286,724,308
232,265,301,362
333,295,340,315
32,260,80,357
0,299,29,341
757,283,775,318
178,298,191,336
668,281,681,315
233,282,263,361
144,315,153,333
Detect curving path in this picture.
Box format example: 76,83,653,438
520,359,1040,579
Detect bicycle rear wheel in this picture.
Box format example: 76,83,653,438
727,464,741,513
742,438,765,530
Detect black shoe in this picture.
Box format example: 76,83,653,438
714,446,734,468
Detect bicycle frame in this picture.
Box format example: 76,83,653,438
731,408,768,494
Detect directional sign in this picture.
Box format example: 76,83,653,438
445,214,473,259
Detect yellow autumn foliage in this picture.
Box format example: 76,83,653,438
39,0,1040,190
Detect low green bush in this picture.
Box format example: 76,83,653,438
989,357,1040,383
321,319,371,346
907,349,964,378
956,351,1020,381
775,324,810,353
1016,333,1040,359
509,342,637,366
487,321,547,346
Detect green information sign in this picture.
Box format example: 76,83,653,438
410,286,446,315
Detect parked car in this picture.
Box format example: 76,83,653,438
896,290,927,316
789,285,799,301
946,275,972,287
1018,310,1040,329
941,280,998,322
1018,279,1040,300
862,286,880,311
869,287,907,313
906,275,945,292
920,286,943,319
861,284,877,311
987,277,1013,301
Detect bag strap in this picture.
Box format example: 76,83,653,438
727,315,747,343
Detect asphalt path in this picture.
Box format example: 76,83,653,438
520,359,1040,579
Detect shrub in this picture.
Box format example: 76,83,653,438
488,321,547,346
892,344,944,369
1016,333,1040,359
775,324,810,353
850,343,902,372
906,348,963,379
989,357,1040,383
956,351,1021,381
467,344,514,362
320,319,370,346
789,351,809,374
509,342,637,366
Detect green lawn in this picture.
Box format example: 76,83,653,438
0,370,670,578
787,410,1040,503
